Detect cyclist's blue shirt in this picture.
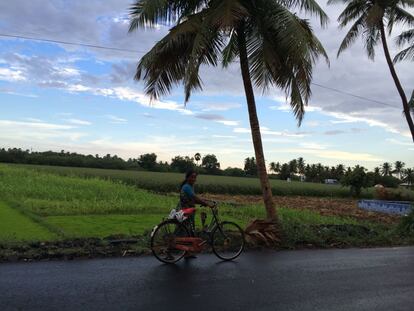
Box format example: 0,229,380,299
178,183,195,208
182,184,194,198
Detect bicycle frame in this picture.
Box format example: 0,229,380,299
173,206,222,253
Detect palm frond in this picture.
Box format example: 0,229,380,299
246,0,327,122
387,6,414,35
394,45,414,62
206,0,248,29
396,28,414,46
129,0,206,30
335,0,369,28
222,30,239,68
183,13,224,102
136,9,223,102
364,26,380,59
280,0,329,27
393,28,414,62
289,76,306,126
337,13,367,57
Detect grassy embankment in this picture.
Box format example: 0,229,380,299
0,164,412,260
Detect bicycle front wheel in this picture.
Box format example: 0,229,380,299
150,220,190,264
212,221,245,261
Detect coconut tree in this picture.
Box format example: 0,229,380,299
328,0,414,142
129,0,328,222
394,28,414,62
381,162,392,176
269,161,281,174
335,163,346,179
288,159,298,176
297,157,305,177
394,160,405,179
403,168,414,186
194,152,201,166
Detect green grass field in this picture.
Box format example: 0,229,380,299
10,163,376,198
0,164,412,255
0,201,57,242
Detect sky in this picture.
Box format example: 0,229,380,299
0,0,413,170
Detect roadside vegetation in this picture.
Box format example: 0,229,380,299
0,164,413,261
11,163,414,201
10,163,373,198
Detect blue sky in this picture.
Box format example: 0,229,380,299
0,0,413,169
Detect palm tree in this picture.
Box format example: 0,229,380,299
194,152,201,166
394,160,405,180
403,168,414,186
288,159,298,176
328,0,414,142
297,157,305,176
394,28,414,62
381,162,392,176
269,161,281,174
129,0,328,221
336,164,345,179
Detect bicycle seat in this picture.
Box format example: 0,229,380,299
181,208,196,216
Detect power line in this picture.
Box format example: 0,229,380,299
0,32,403,110
0,33,145,54
311,83,401,110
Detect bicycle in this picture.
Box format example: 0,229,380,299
150,201,245,264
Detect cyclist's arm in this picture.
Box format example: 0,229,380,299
193,195,211,207
182,184,213,207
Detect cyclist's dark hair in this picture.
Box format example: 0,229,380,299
180,169,197,190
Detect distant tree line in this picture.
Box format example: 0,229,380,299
269,158,414,190
0,148,223,175
1,148,413,188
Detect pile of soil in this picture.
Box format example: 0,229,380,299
206,194,400,224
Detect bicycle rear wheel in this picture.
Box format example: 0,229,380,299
212,221,245,261
150,220,190,264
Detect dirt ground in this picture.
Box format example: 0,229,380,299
206,194,401,225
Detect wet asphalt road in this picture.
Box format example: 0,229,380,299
1,247,413,311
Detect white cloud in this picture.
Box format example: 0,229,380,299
54,67,81,77
386,138,413,147
234,127,307,138
327,111,402,135
0,119,86,143
0,67,26,81
65,118,92,126
303,121,321,127
0,89,37,98
270,103,322,113
194,113,239,126
194,102,242,112
233,127,250,134
105,115,128,124
216,120,239,126
281,148,383,162
0,120,74,130
212,135,236,138
22,118,43,122
67,84,91,92
300,142,327,150
96,86,194,115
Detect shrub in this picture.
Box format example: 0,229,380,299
375,187,414,202
341,166,368,197
398,209,414,236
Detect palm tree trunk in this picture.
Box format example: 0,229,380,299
237,23,276,221
379,22,414,142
